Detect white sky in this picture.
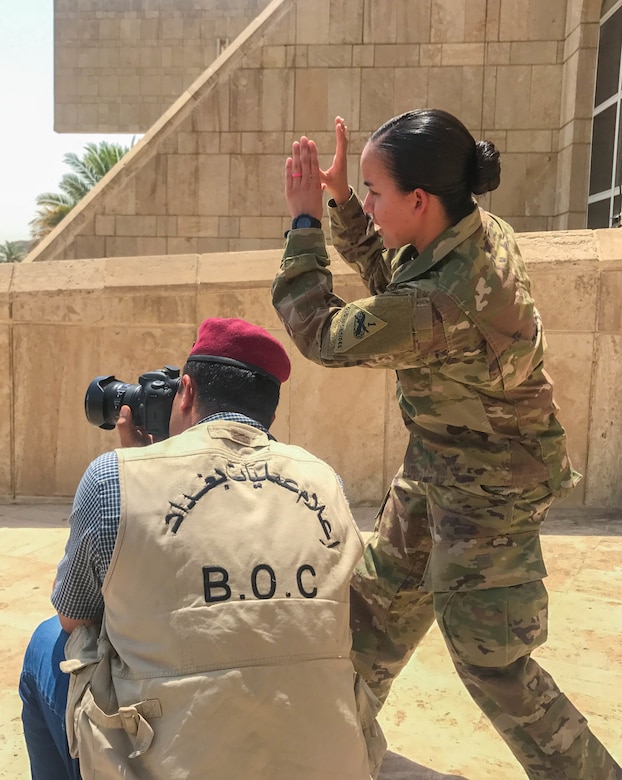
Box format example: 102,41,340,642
0,0,137,241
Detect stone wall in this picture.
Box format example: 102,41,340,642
4,227,622,507
34,0,603,267
54,0,272,133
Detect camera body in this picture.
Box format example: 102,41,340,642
84,366,181,440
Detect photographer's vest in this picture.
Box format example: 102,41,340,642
63,421,372,779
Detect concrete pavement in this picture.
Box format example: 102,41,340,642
1,502,621,779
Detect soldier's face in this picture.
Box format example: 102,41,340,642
361,142,419,249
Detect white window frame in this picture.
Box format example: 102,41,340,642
588,0,622,228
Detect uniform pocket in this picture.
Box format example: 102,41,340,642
434,581,549,668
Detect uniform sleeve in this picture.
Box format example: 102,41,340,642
327,189,393,295
272,228,443,370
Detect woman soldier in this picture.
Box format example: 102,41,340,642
271,110,620,779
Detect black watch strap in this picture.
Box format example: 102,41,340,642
291,214,322,230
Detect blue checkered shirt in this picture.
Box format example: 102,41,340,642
51,414,271,620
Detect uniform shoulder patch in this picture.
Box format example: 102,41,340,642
334,303,388,353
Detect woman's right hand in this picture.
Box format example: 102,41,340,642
320,116,351,206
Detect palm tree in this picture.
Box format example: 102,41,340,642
30,140,134,242
0,240,27,263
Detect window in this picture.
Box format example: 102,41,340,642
588,1,622,228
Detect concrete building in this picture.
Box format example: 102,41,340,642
26,0,621,264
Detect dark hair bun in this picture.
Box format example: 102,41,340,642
472,140,501,195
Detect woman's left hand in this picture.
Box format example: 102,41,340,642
284,136,324,220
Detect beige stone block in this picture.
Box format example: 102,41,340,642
598,270,622,334
585,335,622,507
292,44,308,68
133,154,168,215
427,66,484,132
260,68,294,131
518,230,598,265
261,45,287,68
523,152,557,217
167,237,199,254
494,66,532,129
528,262,598,332
595,229,622,264
490,152,527,215
196,285,284,334
0,324,11,494
565,143,590,213
328,0,364,44
177,216,219,238
485,0,501,40
72,236,106,259
486,41,512,65
135,237,168,256
218,216,240,238
352,45,374,67
241,131,285,155
294,69,329,130
360,68,395,132
229,154,260,217
395,0,431,44
542,332,592,501
104,176,137,217
296,0,329,45
95,215,115,236
239,216,283,239
11,261,105,321
510,41,558,65
506,130,554,153
192,80,230,134
529,65,562,128
363,0,398,43
441,43,485,66
257,155,287,217
393,67,429,116
219,133,241,154
288,352,387,504
115,215,157,237
177,132,198,155
197,238,232,253
383,372,409,488
197,154,231,216
230,69,261,132
374,45,419,68
105,237,138,257
557,118,592,150
420,43,442,66
499,0,528,41
431,0,465,42
327,68,361,130
165,154,199,216
307,45,352,68
156,216,178,237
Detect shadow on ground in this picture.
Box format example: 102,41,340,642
379,751,468,779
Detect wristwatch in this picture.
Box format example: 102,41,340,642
291,214,322,230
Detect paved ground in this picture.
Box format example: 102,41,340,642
1,502,621,779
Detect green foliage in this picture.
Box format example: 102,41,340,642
0,240,28,263
30,139,134,242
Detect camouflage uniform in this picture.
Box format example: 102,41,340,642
272,191,621,779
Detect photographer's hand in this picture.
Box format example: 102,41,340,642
117,405,153,448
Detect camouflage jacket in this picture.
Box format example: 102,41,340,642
272,191,577,494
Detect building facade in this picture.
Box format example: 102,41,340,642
29,0,617,263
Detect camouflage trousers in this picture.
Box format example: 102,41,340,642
350,467,621,780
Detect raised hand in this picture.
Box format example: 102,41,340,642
320,116,351,206
284,136,324,220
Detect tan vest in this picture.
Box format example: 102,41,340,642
62,421,376,779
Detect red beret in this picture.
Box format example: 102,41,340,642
187,318,290,384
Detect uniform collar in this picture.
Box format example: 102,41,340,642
388,206,483,286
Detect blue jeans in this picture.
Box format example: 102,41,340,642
19,615,81,780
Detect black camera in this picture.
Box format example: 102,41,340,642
84,366,181,440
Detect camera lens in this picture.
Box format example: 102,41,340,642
84,375,142,430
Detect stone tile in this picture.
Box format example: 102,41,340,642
586,335,622,507
363,0,398,43
329,0,364,44
395,0,431,44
